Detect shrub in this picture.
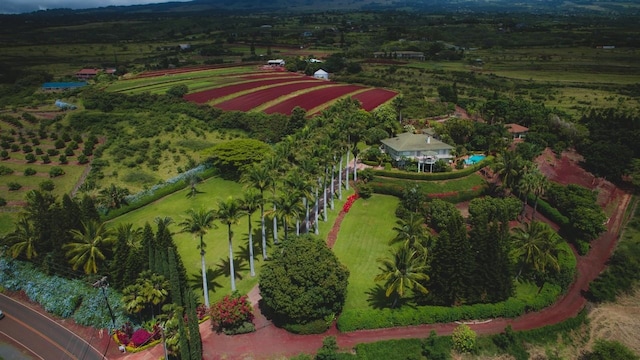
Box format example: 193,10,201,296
78,154,89,164
0,197,6,206
130,328,154,347
65,147,75,156
0,165,14,175
22,144,33,153
35,147,43,155
47,148,59,156
210,293,255,333
0,150,8,159
42,154,51,164
59,155,68,164
584,339,639,360
39,180,55,191
49,166,64,178
8,181,22,190
23,167,36,176
356,183,373,199
452,324,476,353
283,318,330,335
25,153,36,163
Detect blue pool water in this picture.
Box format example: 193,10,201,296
465,154,486,165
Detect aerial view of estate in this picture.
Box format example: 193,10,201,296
0,0,639,359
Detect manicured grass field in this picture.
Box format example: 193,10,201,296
373,173,487,193
107,176,352,303
333,194,400,311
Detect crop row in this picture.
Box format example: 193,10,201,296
214,80,325,112
264,84,367,115
351,88,398,111
183,78,309,104
134,63,250,79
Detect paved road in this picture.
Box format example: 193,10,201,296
0,294,106,360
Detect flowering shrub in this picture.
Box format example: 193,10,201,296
210,293,254,334
196,304,208,321
115,322,134,345
342,193,359,213
130,328,154,347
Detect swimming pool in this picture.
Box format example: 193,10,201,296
465,154,486,165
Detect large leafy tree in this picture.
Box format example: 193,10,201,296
259,234,349,325
202,138,273,180
215,197,245,292
375,244,429,308
64,220,114,274
179,208,216,307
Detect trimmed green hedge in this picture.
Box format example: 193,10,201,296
372,156,493,181
337,283,561,332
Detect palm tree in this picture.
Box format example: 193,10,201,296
64,220,114,274
517,168,539,220
531,172,550,219
391,95,406,123
283,171,312,235
241,163,273,260
140,270,170,319
492,151,525,193
240,189,262,277
4,216,38,260
273,190,304,240
216,197,245,292
390,213,431,255
375,244,429,308
179,208,216,307
98,183,130,209
511,220,564,278
263,154,285,244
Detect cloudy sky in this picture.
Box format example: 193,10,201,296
0,0,192,14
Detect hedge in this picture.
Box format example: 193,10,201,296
337,283,561,332
369,179,488,203
372,156,493,181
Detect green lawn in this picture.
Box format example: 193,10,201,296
373,173,487,193
333,194,400,311
107,175,352,303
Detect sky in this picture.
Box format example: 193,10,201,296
0,0,193,14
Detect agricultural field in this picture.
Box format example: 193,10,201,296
116,66,398,115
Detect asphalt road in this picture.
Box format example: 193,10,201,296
0,294,105,360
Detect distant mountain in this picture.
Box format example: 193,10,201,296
4,0,640,17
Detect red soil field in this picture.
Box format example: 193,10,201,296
264,84,367,115
214,80,326,112
184,78,311,104
351,88,398,111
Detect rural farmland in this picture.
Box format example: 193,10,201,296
128,66,397,114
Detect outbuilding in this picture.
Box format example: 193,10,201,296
313,69,329,80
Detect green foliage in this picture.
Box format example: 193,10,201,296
355,182,373,199
8,181,22,190
48,166,64,178
583,339,639,360
315,336,339,360
372,156,493,181
0,197,6,206
355,338,426,360
546,183,606,242
259,234,349,327
23,167,36,176
201,138,272,179
0,165,14,175
166,84,189,98
39,180,55,191
25,153,36,163
283,318,331,335
452,324,477,353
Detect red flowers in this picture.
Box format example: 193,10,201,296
210,294,254,330
342,193,360,213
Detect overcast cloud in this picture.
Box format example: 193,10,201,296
0,0,192,14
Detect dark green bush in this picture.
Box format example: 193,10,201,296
25,153,36,163
23,167,36,176
0,165,14,175
283,319,330,334
8,181,22,190
222,321,255,335
49,167,64,178
39,180,55,192
0,197,7,206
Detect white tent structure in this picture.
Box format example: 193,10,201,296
313,69,329,80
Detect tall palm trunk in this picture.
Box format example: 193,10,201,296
228,224,236,292
338,156,343,200
200,245,209,307
314,182,320,235
304,197,310,234
248,213,255,277
323,167,328,222
260,203,267,260
345,141,351,191
273,202,279,244
330,164,335,210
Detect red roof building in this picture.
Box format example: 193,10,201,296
75,68,100,80
505,123,529,141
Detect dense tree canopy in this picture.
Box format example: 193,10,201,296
259,234,349,325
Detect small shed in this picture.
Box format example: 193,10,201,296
267,59,285,67
313,69,329,80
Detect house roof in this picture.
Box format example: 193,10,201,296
504,123,529,133
380,132,454,152
76,68,99,75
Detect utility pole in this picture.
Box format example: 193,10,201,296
92,276,116,330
